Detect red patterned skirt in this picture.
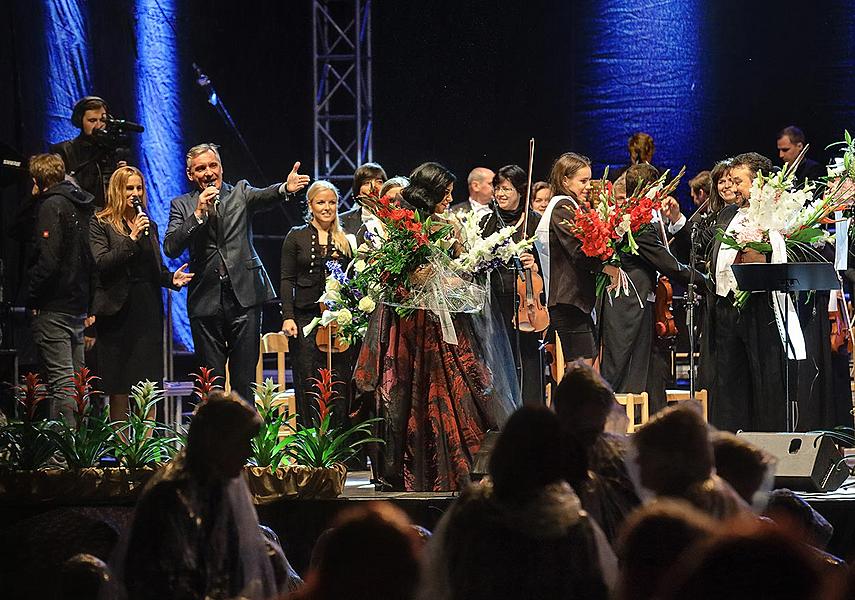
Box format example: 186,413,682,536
355,306,501,491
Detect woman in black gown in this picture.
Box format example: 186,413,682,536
89,166,193,421
280,180,353,426
479,164,545,405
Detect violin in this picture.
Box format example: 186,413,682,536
830,289,853,354
654,210,678,341
516,138,550,334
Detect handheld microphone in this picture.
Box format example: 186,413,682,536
131,195,149,236
206,181,220,212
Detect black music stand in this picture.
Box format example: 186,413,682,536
732,262,839,432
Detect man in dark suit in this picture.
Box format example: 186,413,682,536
164,143,310,403
777,125,826,184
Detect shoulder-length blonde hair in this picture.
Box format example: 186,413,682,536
306,180,351,257
97,166,147,235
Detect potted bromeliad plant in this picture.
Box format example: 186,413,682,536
0,372,62,472
244,370,382,501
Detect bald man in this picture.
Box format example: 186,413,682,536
450,166,494,218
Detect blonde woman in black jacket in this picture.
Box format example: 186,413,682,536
90,166,193,420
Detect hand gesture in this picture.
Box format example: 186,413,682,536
603,264,623,294
129,213,150,240
661,195,682,224
172,263,195,287
281,319,298,337
195,186,218,219
520,251,537,272
285,162,311,193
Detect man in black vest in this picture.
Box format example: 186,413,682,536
164,143,309,403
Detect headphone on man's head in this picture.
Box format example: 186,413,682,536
71,96,108,129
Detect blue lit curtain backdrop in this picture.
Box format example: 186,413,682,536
570,0,707,201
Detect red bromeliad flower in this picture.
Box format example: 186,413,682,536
307,368,344,431
70,367,101,423
16,372,48,422
192,367,223,404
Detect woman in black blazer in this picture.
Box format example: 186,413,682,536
90,166,193,420
280,180,352,425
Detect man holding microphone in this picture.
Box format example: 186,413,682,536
164,143,309,402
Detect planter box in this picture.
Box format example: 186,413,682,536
0,467,157,504
245,463,347,503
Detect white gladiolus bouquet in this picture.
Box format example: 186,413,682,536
452,210,534,273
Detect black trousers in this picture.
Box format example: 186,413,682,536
494,292,545,405
707,294,787,432
190,282,261,405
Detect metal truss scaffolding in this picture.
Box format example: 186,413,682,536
312,0,373,206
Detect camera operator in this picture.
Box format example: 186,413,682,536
49,96,133,208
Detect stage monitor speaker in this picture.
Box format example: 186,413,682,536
470,430,500,482
736,432,849,493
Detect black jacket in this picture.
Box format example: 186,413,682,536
280,223,351,320
619,224,698,301
89,217,176,316
50,135,116,208
547,197,603,313
164,180,290,318
27,181,94,313
338,205,363,238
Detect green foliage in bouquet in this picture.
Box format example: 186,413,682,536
109,380,179,469
249,378,295,471
284,368,383,468
0,372,62,470
52,367,115,469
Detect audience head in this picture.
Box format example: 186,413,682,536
625,163,660,195
712,432,776,507
660,522,825,600
185,142,224,191
492,164,527,212
689,170,712,207
764,489,834,551
777,125,807,167
352,162,387,200
729,152,773,205
709,158,734,212
187,390,262,479
402,162,456,215
628,132,655,164
489,406,571,502
301,503,422,600
380,175,409,198
71,95,108,136
552,360,615,450
59,553,115,600
633,405,713,497
549,152,592,201
467,167,495,205
616,500,717,600
29,153,66,194
531,181,552,214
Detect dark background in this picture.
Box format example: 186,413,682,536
1,0,854,355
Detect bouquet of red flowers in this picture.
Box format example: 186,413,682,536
562,167,685,296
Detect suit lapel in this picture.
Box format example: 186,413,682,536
710,203,738,270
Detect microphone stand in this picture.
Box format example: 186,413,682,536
685,217,702,401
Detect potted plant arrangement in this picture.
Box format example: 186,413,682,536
245,369,382,502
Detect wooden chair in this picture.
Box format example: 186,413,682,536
614,392,650,433
666,388,708,423
225,333,297,419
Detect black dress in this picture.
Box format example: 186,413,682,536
90,218,174,395
479,204,545,405
280,224,352,427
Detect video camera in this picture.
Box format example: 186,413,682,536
91,117,145,158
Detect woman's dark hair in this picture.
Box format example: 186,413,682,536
352,162,387,199
708,158,733,213
493,164,528,201
489,406,568,501
400,161,456,214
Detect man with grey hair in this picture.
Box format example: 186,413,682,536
450,166,494,218
164,143,309,402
